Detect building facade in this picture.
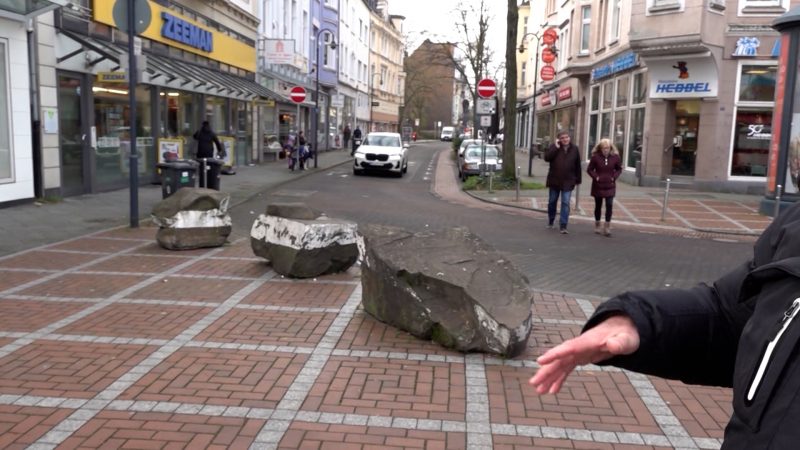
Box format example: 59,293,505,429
404,40,458,137
367,1,404,133
338,0,371,134
522,0,792,194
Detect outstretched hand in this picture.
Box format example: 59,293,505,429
529,314,640,394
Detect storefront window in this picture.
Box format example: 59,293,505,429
93,83,152,189
616,76,628,108
601,112,612,140
587,115,598,158
731,110,771,177
0,41,10,182
602,81,613,109
614,110,626,162
555,107,576,138
632,72,647,104
233,100,250,166
163,90,196,139
739,64,777,102
536,112,552,150
590,85,599,112
206,96,227,135
628,108,645,168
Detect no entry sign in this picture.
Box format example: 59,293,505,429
290,86,306,103
477,78,496,98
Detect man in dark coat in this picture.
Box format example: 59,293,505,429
530,201,800,448
193,121,225,159
343,124,352,149
544,130,582,234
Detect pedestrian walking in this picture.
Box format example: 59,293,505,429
544,130,582,234
351,125,363,156
528,200,800,449
192,121,225,159
343,124,352,149
587,138,622,236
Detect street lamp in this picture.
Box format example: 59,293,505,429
312,28,337,168
369,72,383,132
518,29,557,176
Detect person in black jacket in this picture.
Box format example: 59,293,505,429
530,201,800,448
544,130,582,234
193,121,225,159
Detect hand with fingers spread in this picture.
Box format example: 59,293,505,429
528,314,640,394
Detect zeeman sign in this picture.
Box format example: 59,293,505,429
93,0,255,72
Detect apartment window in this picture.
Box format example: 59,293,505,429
609,0,621,43
596,0,607,49
558,26,570,71
521,62,527,86
0,41,10,182
580,5,591,54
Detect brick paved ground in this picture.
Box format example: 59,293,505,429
0,229,732,449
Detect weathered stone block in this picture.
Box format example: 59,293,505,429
360,224,533,357
151,187,232,250
250,204,358,278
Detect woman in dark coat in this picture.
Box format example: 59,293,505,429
586,138,622,236
193,121,224,159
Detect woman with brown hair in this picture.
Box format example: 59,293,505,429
587,138,622,236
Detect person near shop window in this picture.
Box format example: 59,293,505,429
192,121,225,159
343,124,352,149
587,138,622,236
544,130,582,234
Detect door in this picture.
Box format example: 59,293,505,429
671,100,700,176
57,72,90,196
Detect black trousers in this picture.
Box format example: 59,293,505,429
594,196,614,222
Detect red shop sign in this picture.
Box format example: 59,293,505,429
541,47,557,64
541,93,551,107
540,64,556,81
558,87,572,101
542,28,558,46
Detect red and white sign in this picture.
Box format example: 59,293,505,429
289,86,306,103
540,65,555,81
541,47,556,64
542,28,558,46
541,93,551,107
557,86,572,101
477,78,497,98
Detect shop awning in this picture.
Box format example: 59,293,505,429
0,0,59,21
57,30,283,102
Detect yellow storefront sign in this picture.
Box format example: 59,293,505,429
92,0,256,72
97,71,128,83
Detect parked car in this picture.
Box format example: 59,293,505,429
440,126,455,141
459,144,502,181
456,139,482,179
353,131,408,177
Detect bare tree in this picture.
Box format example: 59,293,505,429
450,0,492,139
503,0,518,178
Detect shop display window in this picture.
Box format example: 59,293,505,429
731,110,771,177
739,65,777,102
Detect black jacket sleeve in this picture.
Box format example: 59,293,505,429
544,144,558,162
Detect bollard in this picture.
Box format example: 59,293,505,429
660,178,671,222
774,184,783,219
488,171,494,194
515,166,520,202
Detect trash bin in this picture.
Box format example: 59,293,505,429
156,160,198,199
197,157,223,190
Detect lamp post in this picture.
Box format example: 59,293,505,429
369,72,383,132
519,32,543,177
312,28,337,168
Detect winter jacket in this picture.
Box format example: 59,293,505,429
587,153,622,198
193,127,224,159
544,142,582,191
585,201,800,448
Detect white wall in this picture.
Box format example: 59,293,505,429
0,18,34,203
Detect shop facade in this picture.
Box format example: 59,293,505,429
52,0,273,197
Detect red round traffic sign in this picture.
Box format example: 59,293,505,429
540,65,555,81
290,86,306,103
476,78,497,98
541,47,556,64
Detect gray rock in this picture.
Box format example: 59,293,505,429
151,188,232,250
359,224,533,357
250,212,359,278
266,202,322,220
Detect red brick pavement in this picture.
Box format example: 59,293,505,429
0,229,733,449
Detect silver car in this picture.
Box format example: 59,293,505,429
459,144,502,181
353,132,409,177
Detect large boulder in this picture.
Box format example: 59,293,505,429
360,224,532,357
250,203,358,278
151,187,232,250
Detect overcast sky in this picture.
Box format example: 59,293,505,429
388,0,510,74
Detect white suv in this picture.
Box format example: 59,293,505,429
353,132,409,177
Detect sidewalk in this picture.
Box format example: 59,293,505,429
0,149,354,257
0,144,745,449
466,148,772,236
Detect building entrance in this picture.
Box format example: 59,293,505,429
671,100,700,176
